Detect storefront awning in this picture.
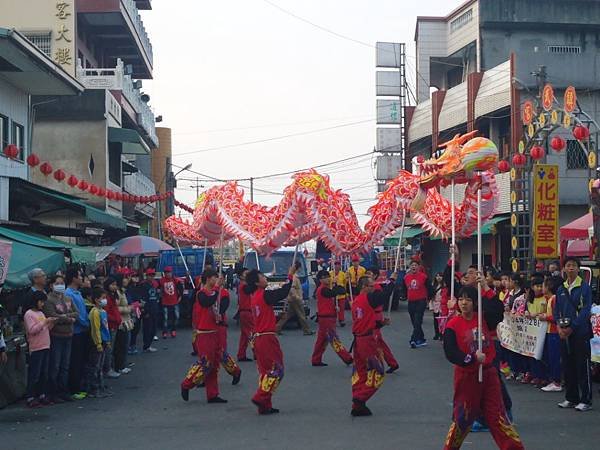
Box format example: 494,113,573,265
429,215,509,240
108,127,150,155
26,185,127,231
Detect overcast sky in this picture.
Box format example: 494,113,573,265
142,0,456,223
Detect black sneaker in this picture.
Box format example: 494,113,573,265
260,407,280,415
207,396,228,404
181,387,189,402
386,365,399,374
238,357,253,362
312,362,328,367
351,405,373,417
232,372,241,385
409,341,417,349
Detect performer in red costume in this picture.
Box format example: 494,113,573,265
215,283,242,385
351,272,397,417
180,269,228,404
370,268,399,373
245,265,296,415
236,268,254,361
311,270,353,366
443,286,524,450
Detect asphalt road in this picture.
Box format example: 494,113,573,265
1,298,599,450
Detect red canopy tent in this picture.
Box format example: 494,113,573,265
560,212,593,259
560,212,592,240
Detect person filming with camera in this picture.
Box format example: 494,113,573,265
554,257,593,412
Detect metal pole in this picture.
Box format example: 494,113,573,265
255,249,261,272
201,238,208,272
346,256,354,305
174,238,195,289
157,194,162,240
250,177,254,202
477,180,483,383
450,179,456,305
389,209,407,318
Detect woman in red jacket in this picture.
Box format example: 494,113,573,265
103,277,122,379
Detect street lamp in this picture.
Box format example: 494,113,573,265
157,162,192,240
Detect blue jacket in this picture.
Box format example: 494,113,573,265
66,287,89,334
554,276,592,338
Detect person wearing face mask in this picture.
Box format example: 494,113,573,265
86,288,112,398
43,275,79,403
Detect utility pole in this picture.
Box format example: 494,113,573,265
250,177,254,202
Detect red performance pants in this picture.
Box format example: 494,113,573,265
374,328,398,368
351,334,385,406
181,331,221,400
337,297,346,323
311,316,353,365
444,365,524,450
252,333,284,411
236,310,254,360
217,325,241,378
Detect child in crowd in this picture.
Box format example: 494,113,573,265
524,276,548,386
540,276,563,392
24,291,58,408
86,288,111,398
430,272,444,340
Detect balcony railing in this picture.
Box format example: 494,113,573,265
121,0,154,67
76,59,158,147
124,170,156,217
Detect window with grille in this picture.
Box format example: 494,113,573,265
11,122,25,160
450,9,473,33
548,45,581,54
566,140,588,169
22,31,52,58
0,115,8,151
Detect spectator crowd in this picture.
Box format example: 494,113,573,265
15,265,182,407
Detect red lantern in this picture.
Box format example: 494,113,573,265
78,180,89,191
3,144,19,159
573,125,590,140
512,153,526,167
97,187,106,197
88,184,98,195
106,190,115,200
53,169,66,182
26,153,40,167
134,195,141,203
530,145,545,161
39,162,53,176
114,192,122,201
550,136,566,152
167,191,173,197
67,175,78,187
498,160,510,173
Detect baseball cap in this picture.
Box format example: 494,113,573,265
351,255,360,262
145,268,156,275
164,266,173,273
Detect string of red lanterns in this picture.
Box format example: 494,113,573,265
2,147,174,204
173,199,194,213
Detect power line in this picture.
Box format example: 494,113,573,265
262,0,376,50
173,114,373,135
173,118,374,156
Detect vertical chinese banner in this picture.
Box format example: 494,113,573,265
533,164,559,259
53,1,76,76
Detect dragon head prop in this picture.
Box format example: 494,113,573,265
419,131,499,190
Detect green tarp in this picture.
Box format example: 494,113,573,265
0,227,97,289
429,215,509,241
384,227,425,246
